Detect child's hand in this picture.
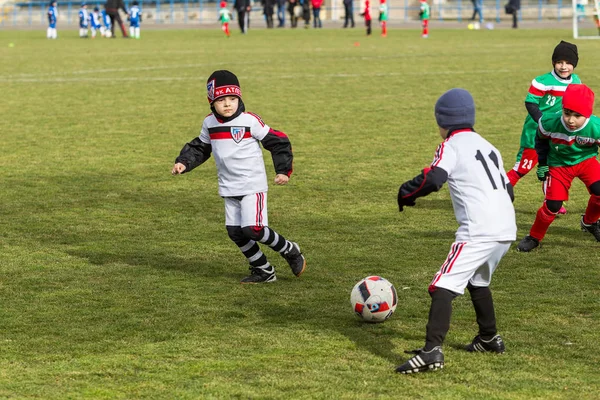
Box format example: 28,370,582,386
274,174,289,185
172,163,187,175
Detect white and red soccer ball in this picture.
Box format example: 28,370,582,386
350,276,397,323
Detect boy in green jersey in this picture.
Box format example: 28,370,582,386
219,1,231,37
419,0,429,38
507,41,581,216
379,0,388,37
517,84,600,252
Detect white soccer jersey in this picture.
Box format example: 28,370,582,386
199,112,271,197
431,129,516,242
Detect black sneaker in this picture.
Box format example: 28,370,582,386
395,346,444,374
282,242,306,277
466,335,505,354
240,267,276,284
516,235,540,252
580,215,600,241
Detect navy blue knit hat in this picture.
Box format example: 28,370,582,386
434,88,475,130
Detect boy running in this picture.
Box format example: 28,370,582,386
171,70,306,284
517,84,600,252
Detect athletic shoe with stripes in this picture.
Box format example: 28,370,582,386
580,215,600,241
395,346,444,374
466,334,505,353
240,267,277,284
282,242,306,277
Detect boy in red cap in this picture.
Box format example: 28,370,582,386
171,70,307,283
517,83,600,251
419,0,430,38
219,1,231,37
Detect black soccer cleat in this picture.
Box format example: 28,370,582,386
240,267,277,284
580,215,600,242
395,346,444,374
282,242,306,277
516,235,540,252
466,335,505,354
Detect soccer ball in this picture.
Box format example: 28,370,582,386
350,276,398,323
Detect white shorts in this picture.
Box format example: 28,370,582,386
224,192,268,228
429,241,512,295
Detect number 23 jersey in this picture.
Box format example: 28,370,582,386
431,129,517,242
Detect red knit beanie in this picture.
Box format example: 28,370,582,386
563,84,594,118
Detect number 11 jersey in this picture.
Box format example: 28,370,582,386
431,129,517,242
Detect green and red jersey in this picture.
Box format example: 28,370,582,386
538,114,600,167
520,70,581,148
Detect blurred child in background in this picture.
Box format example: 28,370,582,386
219,1,232,37
420,0,430,38
90,6,102,38
79,2,89,38
360,0,372,35
47,0,58,39
128,1,142,39
101,8,112,37
379,0,388,37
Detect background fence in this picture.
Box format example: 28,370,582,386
0,0,580,26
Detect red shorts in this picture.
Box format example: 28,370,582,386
545,157,600,201
511,147,538,176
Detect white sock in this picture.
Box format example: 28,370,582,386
52,28,57,39
135,27,140,38
47,27,52,38
130,27,134,37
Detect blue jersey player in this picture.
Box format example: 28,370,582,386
78,2,89,38
90,7,102,38
101,9,112,37
128,1,142,39
47,0,58,39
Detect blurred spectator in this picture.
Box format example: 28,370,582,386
288,0,299,28
471,0,482,23
277,0,286,26
311,0,323,28
234,0,251,33
301,0,311,28
104,0,128,37
506,0,520,28
343,0,355,28
263,0,275,28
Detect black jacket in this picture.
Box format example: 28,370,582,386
105,0,127,12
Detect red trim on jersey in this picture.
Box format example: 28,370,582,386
550,137,576,146
209,131,252,140
246,112,265,127
432,143,445,167
447,128,473,137
268,128,288,138
400,166,431,199
528,86,544,97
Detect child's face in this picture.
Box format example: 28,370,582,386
213,96,239,117
554,60,574,79
562,108,587,130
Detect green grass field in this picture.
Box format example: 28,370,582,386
1,27,599,399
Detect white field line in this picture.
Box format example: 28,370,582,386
0,68,543,84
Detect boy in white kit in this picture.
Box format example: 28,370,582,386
171,70,306,284
395,89,516,374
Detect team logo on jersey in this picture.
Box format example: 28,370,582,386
575,136,596,146
231,127,245,143
207,79,215,102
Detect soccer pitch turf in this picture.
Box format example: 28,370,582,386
1,28,599,398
